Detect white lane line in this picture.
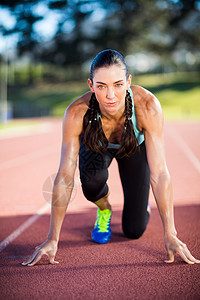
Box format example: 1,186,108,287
0,176,80,252
0,145,59,172
0,122,52,140
169,126,200,174
0,203,50,253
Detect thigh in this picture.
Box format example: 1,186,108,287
117,142,150,238
79,137,115,201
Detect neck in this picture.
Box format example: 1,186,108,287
99,105,125,122
101,110,125,122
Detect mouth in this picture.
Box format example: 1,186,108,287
106,101,118,107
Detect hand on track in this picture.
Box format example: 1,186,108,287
22,240,59,267
164,235,200,264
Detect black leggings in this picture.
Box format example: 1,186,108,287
79,139,150,239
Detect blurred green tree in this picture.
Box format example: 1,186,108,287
0,0,199,72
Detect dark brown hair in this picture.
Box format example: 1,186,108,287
83,49,138,158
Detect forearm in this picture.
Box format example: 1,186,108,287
47,174,74,242
151,171,177,237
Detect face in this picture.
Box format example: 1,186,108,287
88,65,132,117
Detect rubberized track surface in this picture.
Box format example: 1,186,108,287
0,118,200,299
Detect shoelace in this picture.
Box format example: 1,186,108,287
95,210,111,233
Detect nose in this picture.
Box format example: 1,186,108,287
106,88,115,99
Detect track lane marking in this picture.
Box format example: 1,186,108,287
0,176,80,252
0,203,50,253
0,122,52,140
0,145,59,172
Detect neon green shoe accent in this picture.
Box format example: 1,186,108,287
94,209,112,233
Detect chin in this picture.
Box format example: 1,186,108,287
106,107,121,116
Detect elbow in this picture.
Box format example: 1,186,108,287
150,168,171,188
52,171,75,207
54,171,74,189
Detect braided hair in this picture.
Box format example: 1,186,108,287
83,93,108,153
116,90,138,158
83,49,138,158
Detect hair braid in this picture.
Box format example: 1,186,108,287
116,90,138,158
83,93,108,153
89,93,96,121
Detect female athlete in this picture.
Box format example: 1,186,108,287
22,49,199,266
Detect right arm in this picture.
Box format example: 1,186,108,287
47,106,82,244
22,100,87,266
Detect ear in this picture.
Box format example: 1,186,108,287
88,79,95,93
126,74,132,90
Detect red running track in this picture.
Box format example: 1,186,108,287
0,118,200,299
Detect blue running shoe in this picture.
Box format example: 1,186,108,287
92,209,112,244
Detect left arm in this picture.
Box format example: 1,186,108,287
141,91,199,264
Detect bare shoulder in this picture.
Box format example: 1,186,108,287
63,91,92,136
130,85,163,133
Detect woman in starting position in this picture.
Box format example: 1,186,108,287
22,49,199,266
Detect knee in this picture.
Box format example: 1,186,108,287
80,172,108,202
122,224,146,240
80,176,104,195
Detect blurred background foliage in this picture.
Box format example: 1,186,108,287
0,0,199,120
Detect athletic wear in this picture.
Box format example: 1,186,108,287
92,209,112,244
107,88,144,149
79,88,149,240
79,140,150,240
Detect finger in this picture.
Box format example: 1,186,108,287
35,245,42,250
22,249,39,265
164,250,174,263
177,248,194,264
49,253,56,264
195,259,200,264
27,250,44,267
182,245,200,264
49,255,59,265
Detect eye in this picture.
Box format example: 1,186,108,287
115,83,123,87
97,85,105,89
